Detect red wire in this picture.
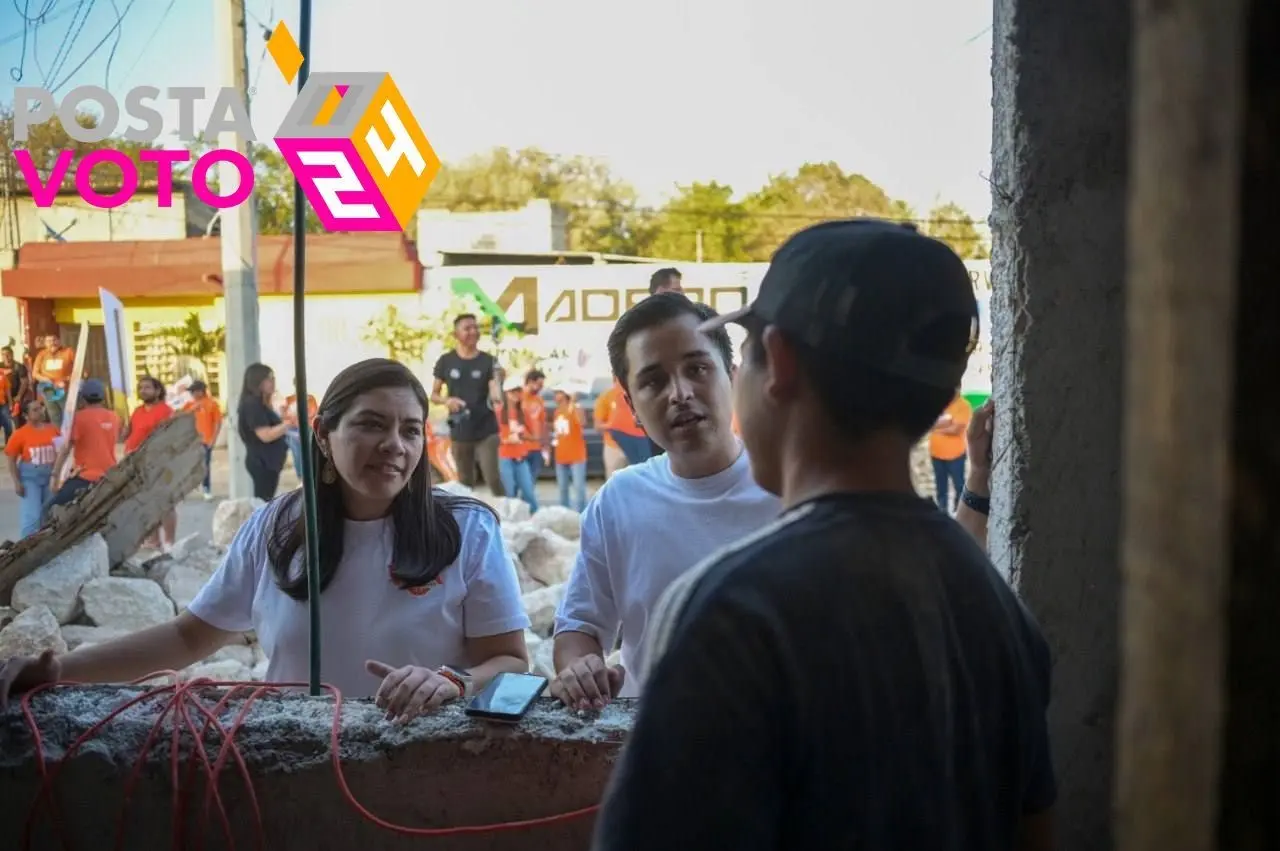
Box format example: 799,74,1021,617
19,675,602,849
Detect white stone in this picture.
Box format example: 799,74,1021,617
501,521,539,556
12,534,111,624
530,636,557,679
250,657,269,681
434,481,474,498
209,643,256,668
80,576,176,631
530,506,582,540
517,567,545,595
522,582,566,637
182,659,251,683
211,498,264,548
116,547,168,581
487,497,532,525
520,530,579,587
0,606,68,658
161,562,216,611
60,624,131,650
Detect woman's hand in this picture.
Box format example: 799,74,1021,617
0,650,62,710
365,660,461,724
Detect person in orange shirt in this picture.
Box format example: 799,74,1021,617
122,375,177,547
48,379,120,510
551,384,589,511
593,383,627,478
603,379,651,466
929,391,973,512
521,369,549,479
31,334,74,427
283,383,318,473
4,398,59,537
496,375,539,511
182,380,223,500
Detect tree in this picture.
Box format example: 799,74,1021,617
184,134,323,235
0,107,166,189
740,162,916,260
157,311,226,389
647,182,753,262
423,146,654,255
923,202,990,259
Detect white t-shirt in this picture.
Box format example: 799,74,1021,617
553,447,781,697
187,498,531,697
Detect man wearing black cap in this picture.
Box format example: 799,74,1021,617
593,220,1055,851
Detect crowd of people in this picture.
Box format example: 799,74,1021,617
0,219,1050,850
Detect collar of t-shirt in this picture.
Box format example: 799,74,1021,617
651,443,753,495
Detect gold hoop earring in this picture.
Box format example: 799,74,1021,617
321,459,338,484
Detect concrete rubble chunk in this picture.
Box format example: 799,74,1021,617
80,576,176,631
520,530,579,587
530,634,557,679
10,534,110,625
211,498,264,548
60,624,130,651
0,415,206,602
530,506,582,540
0,605,67,658
161,562,216,612
0,686,628,850
487,496,533,525
502,521,539,556
522,582,567,638
0,607,15,629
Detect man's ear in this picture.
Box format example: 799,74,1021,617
760,326,801,404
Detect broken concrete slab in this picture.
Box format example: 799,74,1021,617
10,534,110,624
0,414,205,604
0,686,629,851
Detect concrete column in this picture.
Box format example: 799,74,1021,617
989,0,1131,847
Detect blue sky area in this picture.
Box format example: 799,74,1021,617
0,0,997,217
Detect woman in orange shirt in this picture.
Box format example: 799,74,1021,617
123,375,178,547
552,385,589,511
4,398,60,537
496,376,539,511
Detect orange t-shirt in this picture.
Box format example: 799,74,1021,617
594,387,619,449
70,406,121,481
498,409,531,461
183,396,223,446
284,394,318,428
124,401,173,454
929,395,972,461
33,347,74,388
603,381,646,438
4,422,60,466
521,391,547,453
552,404,588,466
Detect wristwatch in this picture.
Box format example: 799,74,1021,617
960,488,991,516
438,665,473,698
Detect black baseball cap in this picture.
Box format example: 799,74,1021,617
700,218,979,390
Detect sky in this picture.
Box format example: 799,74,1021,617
0,0,996,219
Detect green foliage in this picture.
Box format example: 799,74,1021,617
156,312,226,385
922,202,990,259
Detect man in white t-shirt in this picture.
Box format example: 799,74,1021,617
550,293,781,710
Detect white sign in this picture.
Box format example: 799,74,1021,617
99,287,131,397
55,321,91,482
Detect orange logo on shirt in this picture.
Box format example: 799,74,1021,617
387,563,443,596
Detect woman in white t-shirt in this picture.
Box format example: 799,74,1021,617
0,359,532,724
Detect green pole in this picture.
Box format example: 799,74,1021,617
290,0,322,697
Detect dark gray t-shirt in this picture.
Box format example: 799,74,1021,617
593,491,1056,851
432,350,498,442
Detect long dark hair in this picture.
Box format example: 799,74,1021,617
497,387,526,429
241,363,274,403
265,358,495,601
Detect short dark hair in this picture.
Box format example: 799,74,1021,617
744,316,958,442
453,313,477,327
648,267,682,295
524,369,545,384
607,292,733,391
189,380,208,393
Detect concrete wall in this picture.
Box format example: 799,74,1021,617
0,688,629,851
990,0,1130,846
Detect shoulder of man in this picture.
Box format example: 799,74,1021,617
641,502,820,676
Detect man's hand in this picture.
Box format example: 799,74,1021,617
967,400,994,480
366,660,461,724
550,654,625,710
445,397,467,413
14,482,25,498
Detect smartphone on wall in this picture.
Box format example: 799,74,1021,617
464,673,548,724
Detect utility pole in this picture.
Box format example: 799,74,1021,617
215,0,260,500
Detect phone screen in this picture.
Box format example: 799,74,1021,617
466,673,547,720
